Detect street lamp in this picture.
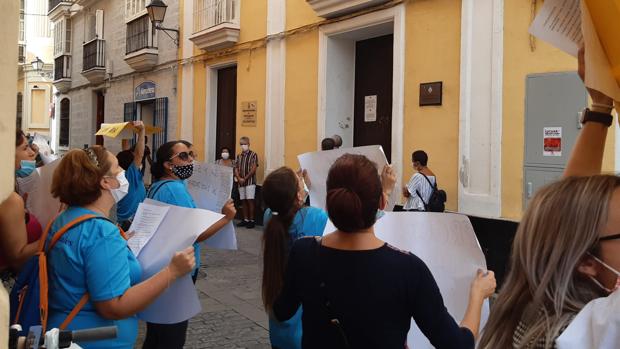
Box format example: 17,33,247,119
146,0,179,47
31,56,44,72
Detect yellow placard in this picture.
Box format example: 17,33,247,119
584,0,620,85
95,122,130,138
96,122,163,138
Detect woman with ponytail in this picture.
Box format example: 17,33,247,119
273,154,496,349
262,167,328,349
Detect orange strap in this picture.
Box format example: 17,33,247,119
59,293,90,330
37,216,57,253
48,215,97,252
12,286,28,325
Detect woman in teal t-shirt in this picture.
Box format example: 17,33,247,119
47,146,196,349
143,141,236,349
262,167,329,349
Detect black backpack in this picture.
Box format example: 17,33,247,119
415,173,447,212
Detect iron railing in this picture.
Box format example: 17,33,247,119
83,38,105,71
126,15,157,55
193,0,239,33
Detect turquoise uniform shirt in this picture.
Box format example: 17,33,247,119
116,163,146,221
47,207,142,349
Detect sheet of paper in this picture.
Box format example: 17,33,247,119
138,199,224,324
557,289,620,349
16,160,62,229
32,133,53,157
581,0,620,101
529,0,620,101
187,163,234,212
323,212,489,349
528,0,583,57
95,122,163,139
127,203,170,256
298,145,397,211
186,163,237,250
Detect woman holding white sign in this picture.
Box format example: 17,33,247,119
144,140,236,349
262,167,328,349
43,146,196,349
273,154,496,348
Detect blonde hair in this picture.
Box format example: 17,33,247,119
479,175,619,349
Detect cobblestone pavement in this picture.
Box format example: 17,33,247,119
135,226,271,348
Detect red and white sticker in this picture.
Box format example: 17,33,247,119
543,127,562,157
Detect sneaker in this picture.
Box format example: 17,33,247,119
237,220,248,227
246,221,256,229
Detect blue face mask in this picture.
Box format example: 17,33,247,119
376,209,386,221
16,160,36,178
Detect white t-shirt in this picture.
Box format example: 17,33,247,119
556,290,620,349
403,173,436,211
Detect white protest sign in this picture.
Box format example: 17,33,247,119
298,145,397,211
186,163,237,250
33,133,57,164
16,160,62,229
557,290,620,349
323,212,489,349
137,199,224,324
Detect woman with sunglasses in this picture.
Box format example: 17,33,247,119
479,50,620,348
143,140,236,349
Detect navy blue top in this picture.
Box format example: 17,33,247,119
274,237,475,349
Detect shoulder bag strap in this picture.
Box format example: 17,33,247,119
147,180,174,199
46,214,124,330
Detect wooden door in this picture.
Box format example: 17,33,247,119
353,34,393,162
216,66,238,159
96,92,105,145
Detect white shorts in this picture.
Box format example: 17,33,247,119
239,185,256,200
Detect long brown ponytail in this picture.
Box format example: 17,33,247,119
261,167,302,313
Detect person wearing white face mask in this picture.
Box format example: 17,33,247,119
42,145,196,349
235,136,259,229
215,146,235,168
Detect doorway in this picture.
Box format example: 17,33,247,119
95,92,105,146
216,66,237,160
318,5,405,176
353,34,393,162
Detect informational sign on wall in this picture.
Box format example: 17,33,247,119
241,101,257,127
543,127,562,157
135,81,156,101
364,95,377,122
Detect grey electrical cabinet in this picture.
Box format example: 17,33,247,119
523,72,588,208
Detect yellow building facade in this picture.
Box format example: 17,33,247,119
177,0,616,220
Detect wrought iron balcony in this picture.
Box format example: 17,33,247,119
190,0,240,51
82,38,106,84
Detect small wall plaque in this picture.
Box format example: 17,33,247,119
419,81,443,106
241,101,257,127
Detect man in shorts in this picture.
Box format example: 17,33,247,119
235,136,259,228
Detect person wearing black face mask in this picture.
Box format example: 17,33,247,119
143,141,237,349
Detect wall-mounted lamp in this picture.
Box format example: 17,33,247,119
31,56,44,72
146,0,179,47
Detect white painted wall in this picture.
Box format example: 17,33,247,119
265,0,286,175
324,38,355,147
458,0,503,217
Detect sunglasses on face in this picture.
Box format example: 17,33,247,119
170,151,196,161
